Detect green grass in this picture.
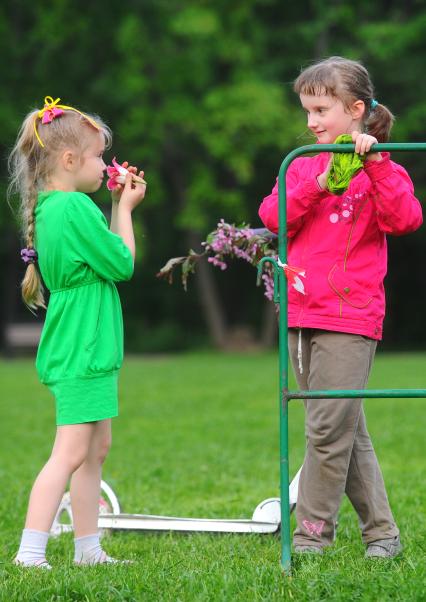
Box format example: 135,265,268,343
0,351,425,601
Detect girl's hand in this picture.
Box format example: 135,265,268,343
352,131,382,162
111,161,133,203
119,170,146,211
111,161,146,205
316,155,333,190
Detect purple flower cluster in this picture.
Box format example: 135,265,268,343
202,220,276,300
158,220,277,300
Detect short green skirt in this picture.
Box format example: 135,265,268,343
48,371,119,426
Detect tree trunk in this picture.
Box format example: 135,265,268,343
186,230,228,348
162,140,228,349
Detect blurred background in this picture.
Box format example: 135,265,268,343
1,0,425,355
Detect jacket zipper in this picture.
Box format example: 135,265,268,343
340,196,370,317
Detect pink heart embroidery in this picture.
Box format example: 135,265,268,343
302,519,325,536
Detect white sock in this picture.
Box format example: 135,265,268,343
74,532,117,565
15,528,51,568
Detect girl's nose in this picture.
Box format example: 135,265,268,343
307,114,317,128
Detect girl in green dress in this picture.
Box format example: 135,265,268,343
8,97,146,568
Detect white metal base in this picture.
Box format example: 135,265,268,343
51,467,302,536
97,512,279,534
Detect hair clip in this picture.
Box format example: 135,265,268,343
34,96,101,148
370,99,379,110
39,97,65,124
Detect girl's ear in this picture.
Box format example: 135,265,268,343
61,149,77,172
350,99,365,120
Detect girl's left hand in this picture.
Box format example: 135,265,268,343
111,162,141,202
351,131,382,162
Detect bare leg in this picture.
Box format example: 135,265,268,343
24,423,95,533
70,420,128,564
16,423,95,566
70,419,112,538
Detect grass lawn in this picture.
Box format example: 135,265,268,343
0,351,425,601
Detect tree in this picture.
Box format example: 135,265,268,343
1,0,426,351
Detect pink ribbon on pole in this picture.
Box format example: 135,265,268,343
277,258,306,295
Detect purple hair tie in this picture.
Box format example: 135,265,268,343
20,248,38,265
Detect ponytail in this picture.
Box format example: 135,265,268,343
365,102,395,143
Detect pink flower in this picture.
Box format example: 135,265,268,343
208,256,227,270
262,273,275,301
106,157,127,191
106,157,147,190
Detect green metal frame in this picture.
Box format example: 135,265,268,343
257,142,426,574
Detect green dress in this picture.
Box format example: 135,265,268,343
35,191,134,426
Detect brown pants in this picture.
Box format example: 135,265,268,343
289,329,399,547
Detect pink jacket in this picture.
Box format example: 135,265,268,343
259,152,423,340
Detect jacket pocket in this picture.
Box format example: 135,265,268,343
328,264,373,308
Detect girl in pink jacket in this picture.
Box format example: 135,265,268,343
259,56,422,558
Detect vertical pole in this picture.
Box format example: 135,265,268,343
278,160,291,574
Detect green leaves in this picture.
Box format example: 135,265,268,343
157,249,202,292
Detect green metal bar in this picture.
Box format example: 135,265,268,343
276,141,426,574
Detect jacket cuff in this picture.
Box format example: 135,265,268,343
364,153,394,182
303,177,329,202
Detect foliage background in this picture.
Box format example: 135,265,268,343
1,0,426,352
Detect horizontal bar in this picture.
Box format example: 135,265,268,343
281,142,426,167
286,389,426,400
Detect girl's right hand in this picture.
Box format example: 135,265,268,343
316,156,333,190
119,170,146,211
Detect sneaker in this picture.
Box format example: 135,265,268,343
365,535,402,559
294,545,323,555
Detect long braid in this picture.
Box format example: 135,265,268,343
21,182,45,310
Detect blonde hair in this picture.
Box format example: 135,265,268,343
294,56,394,143
8,101,112,310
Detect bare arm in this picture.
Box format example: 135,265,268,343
110,171,146,260
116,203,137,259
110,201,119,235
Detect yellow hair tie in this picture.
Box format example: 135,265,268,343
34,96,101,148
